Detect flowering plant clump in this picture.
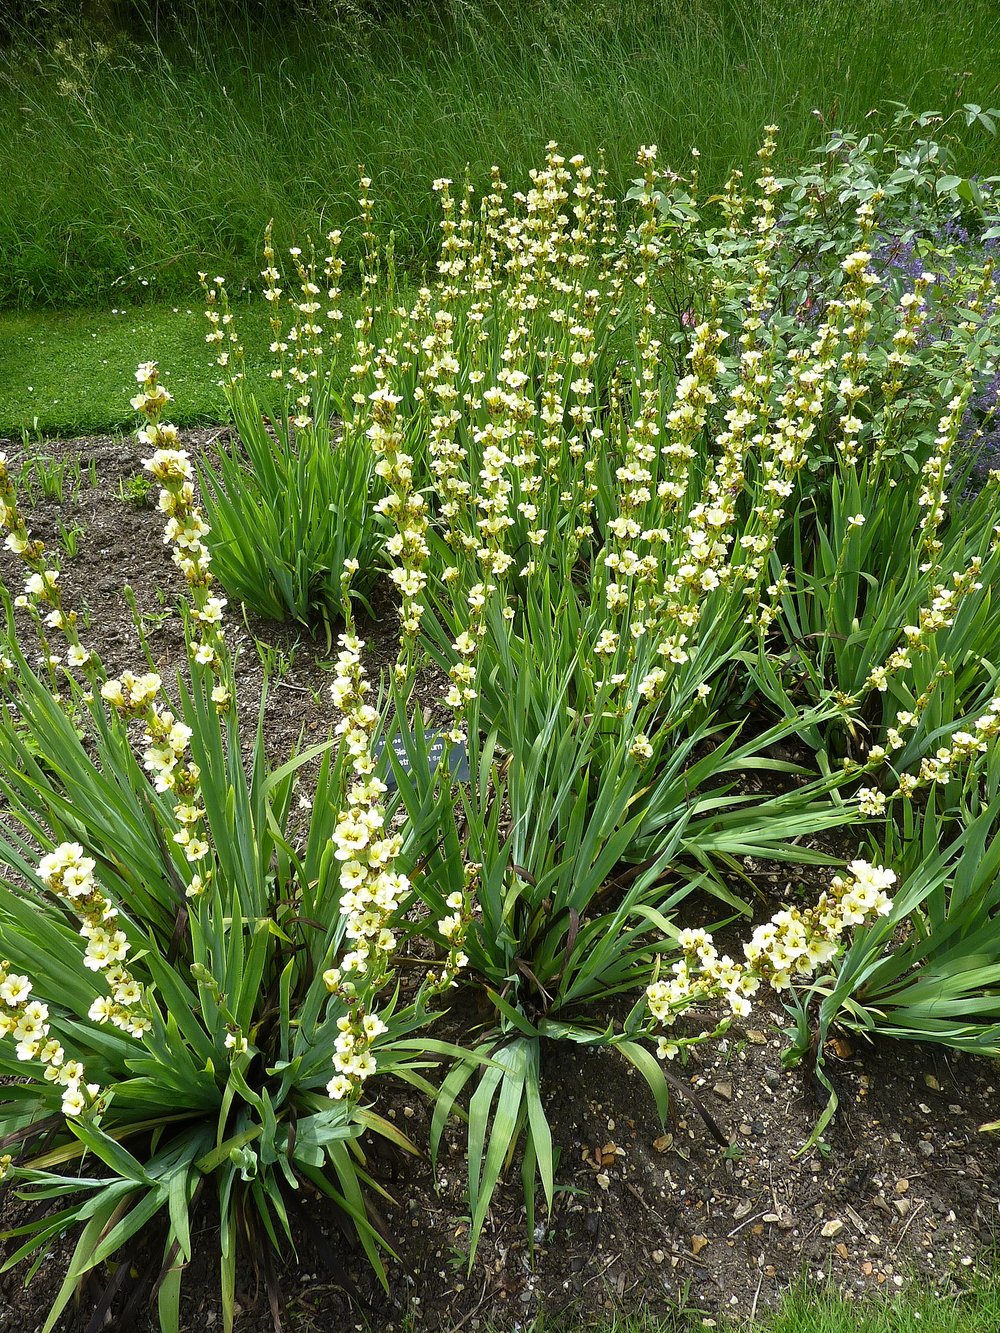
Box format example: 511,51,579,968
713,209,1000,764
193,137,1000,1259
3,125,1000,1314
322,620,473,1103
0,451,95,688
0,369,471,1332
789,797,1000,1147
193,242,384,631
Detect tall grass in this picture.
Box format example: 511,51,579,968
1,0,999,308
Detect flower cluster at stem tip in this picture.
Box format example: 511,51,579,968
323,619,473,1101
0,837,154,1119
0,452,94,681
646,861,895,1058
95,363,234,897
38,842,150,1039
0,956,97,1117
0,954,97,1119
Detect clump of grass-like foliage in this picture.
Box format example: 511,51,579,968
1,109,1000,1326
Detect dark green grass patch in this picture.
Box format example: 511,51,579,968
1,0,998,308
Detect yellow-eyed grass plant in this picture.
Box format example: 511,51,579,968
623,138,1000,1143
220,132,1000,1250
788,786,1000,1149
3,132,999,1293
356,137,1000,1248
192,227,384,635
361,146,884,1259
632,143,1000,774
0,367,470,1333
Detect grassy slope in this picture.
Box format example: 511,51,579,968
0,0,998,309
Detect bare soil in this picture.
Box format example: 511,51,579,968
0,431,998,1333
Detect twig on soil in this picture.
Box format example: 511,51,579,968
844,1203,875,1240
749,1269,765,1323
578,1253,624,1293
446,1277,491,1332
727,1209,771,1240
891,1198,925,1254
